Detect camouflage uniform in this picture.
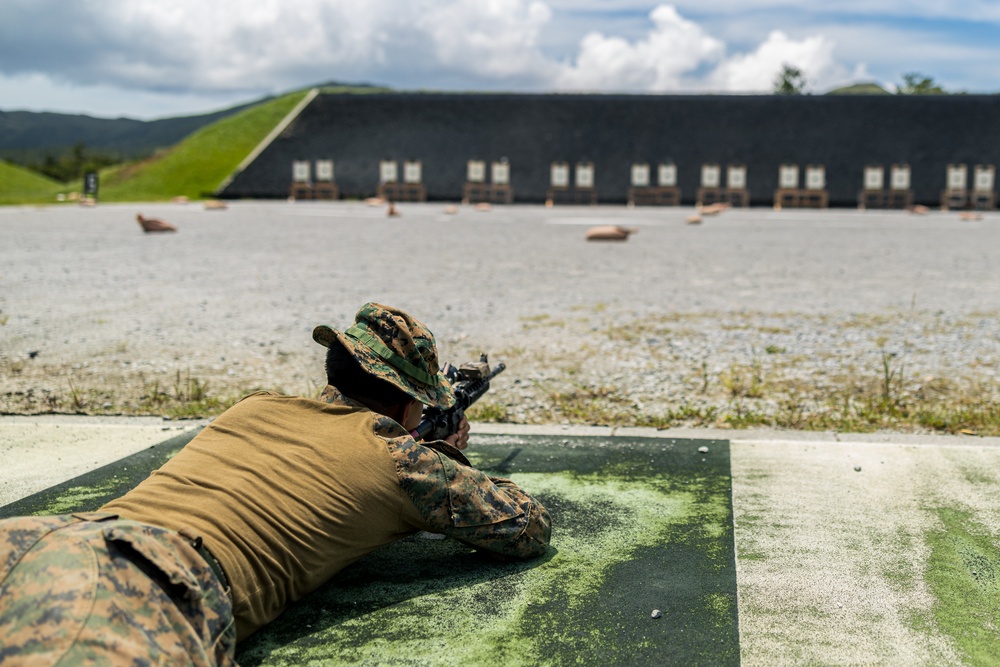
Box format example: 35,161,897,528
0,512,236,666
0,302,549,660
99,386,551,639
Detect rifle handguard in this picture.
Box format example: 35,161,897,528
412,355,505,442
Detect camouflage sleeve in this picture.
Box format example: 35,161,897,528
375,417,551,559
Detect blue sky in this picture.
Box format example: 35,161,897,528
0,0,997,120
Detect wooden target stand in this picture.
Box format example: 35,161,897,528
288,159,339,200
462,183,513,204
288,182,340,201
697,164,749,207
774,164,828,208
376,159,426,202
377,182,426,202
694,187,750,207
462,160,514,204
546,186,597,205
859,165,913,209
627,163,681,206
627,186,681,206
547,162,597,205
971,165,996,210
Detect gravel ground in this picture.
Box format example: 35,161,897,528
2,201,999,426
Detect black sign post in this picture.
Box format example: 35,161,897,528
83,171,99,200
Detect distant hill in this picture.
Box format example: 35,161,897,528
0,103,260,165
826,82,891,95
0,82,392,172
0,160,63,204
0,82,394,204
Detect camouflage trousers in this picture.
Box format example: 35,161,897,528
0,512,237,666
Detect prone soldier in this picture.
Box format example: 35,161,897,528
0,302,551,664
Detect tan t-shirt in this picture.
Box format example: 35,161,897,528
102,389,550,640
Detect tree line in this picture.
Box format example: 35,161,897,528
23,142,122,183
774,65,947,96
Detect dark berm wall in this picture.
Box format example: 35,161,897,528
220,93,1000,206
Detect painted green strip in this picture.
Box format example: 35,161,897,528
0,429,196,518
925,508,1000,666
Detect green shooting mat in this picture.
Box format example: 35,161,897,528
1,431,739,666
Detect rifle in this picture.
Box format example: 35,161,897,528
412,354,505,442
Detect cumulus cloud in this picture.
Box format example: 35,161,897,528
0,0,875,116
552,6,860,94
417,0,555,81
555,6,724,91
0,0,560,94
549,0,1000,24
707,30,849,92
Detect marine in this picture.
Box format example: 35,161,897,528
0,302,552,664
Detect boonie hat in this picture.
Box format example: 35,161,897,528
313,303,456,409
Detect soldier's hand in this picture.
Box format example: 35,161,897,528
444,416,470,450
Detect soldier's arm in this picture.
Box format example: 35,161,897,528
383,427,551,559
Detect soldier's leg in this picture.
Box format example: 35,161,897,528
0,515,236,666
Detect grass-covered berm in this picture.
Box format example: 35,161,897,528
0,90,309,206
2,204,999,436
0,160,64,205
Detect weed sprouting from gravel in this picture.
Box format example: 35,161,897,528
720,356,767,399
466,401,511,423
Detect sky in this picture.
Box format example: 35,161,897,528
1,0,998,120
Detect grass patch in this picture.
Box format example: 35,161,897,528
0,160,64,204
519,314,566,330
547,385,634,425
925,508,1000,665
527,376,1000,435
465,401,511,422
1,370,238,418
720,358,767,399
135,370,235,418
98,91,309,201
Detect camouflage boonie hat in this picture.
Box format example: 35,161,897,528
313,303,456,409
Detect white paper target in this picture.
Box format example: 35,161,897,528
974,165,995,192
551,163,569,187
779,165,799,189
701,164,720,188
658,163,677,187
292,161,311,183
315,160,334,182
467,160,485,183
403,161,422,184
492,161,510,185
379,160,398,183
631,163,650,187
864,166,883,190
947,164,967,191
805,165,825,190
890,165,910,190
727,165,746,189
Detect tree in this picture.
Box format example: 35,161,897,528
897,72,945,95
774,64,807,95
30,142,120,183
